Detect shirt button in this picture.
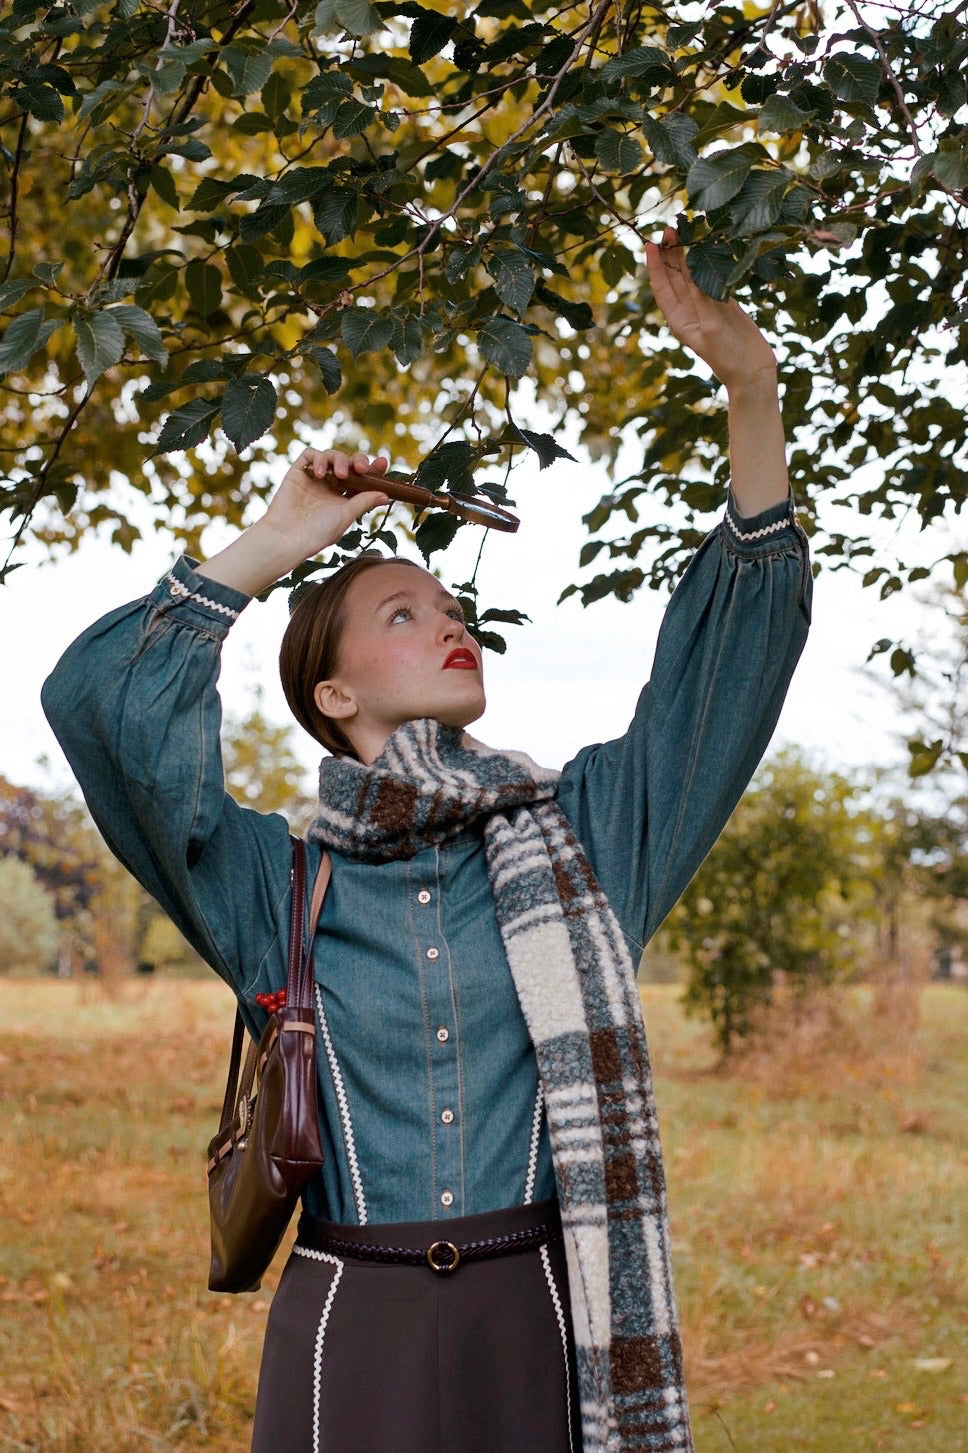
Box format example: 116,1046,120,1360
436,1026,449,1043
426,946,439,961
440,1189,454,1207
441,1108,454,1125
417,889,431,904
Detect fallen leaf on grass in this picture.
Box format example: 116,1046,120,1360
912,1358,951,1373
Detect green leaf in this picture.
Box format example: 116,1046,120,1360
154,397,222,454
226,244,265,291
313,189,360,243
414,442,477,492
73,311,125,385
415,510,460,561
757,93,815,134
149,164,180,210
487,249,535,316
221,375,278,451
599,45,671,84
908,738,944,778
304,344,342,393
185,260,223,316
729,169,791,233
410,11,457,65
534,283,593,331
0,279,37,310
315,0,383,38
390,314,424,366
0,309,61,375
594,129,644,174
600,243,636,287
642,113,698,169
77,79,127,124
824,54,882,108
685,241,735,301
513,427,576,469
188,175,257,212
932,150,968,191
333,98,375,138
477,316,532,378
221,45,273,97
107,305,168,364
341,307,394,356
687,151,754,212
12,81,64,122
33,261,64,287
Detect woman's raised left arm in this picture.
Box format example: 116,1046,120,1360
556,238,810,952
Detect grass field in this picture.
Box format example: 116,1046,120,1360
0,979,964,1452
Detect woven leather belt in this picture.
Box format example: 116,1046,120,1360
296,1221,562,1274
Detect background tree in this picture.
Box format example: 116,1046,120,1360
0,1,964,640
665,750,885,1052
221,692,316,819
0,855,58,974
870,585,968,970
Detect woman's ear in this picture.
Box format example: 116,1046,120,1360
314,679,358,723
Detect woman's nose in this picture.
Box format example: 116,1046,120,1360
439,614,463,642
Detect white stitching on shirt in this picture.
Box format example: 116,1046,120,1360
163,572,240,620
524,1084,544,1205
540,1243,576,1453
724,509,792,542
293,1247,343,1453
315,983,368,1224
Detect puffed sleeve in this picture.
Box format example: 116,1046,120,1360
555,492,811,957
41,556,301,1029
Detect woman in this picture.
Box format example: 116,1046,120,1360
42,233,811,1453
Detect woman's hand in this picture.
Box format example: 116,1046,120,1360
198,448,390,597
645,226,778,395
646,227,789,514
259,448,390,563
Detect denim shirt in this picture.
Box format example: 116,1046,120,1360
42,494,810,1225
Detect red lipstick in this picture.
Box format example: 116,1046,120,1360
443,648,478,670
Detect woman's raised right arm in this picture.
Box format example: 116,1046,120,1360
41,449,388,1016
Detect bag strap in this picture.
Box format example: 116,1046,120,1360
217,840,332,1133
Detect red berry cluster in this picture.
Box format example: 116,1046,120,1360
255,988,287,1012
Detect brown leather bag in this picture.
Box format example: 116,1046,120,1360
207,838,331,1293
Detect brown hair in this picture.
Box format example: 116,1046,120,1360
279,553,424,757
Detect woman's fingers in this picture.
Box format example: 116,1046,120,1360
298,449,389,487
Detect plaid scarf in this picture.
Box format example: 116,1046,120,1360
308,720,692,1453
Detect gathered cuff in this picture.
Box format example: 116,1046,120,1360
149,555,251,636
723,490,802,558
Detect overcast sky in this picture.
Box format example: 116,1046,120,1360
2,448,951,802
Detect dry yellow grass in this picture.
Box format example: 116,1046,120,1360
1,979,965,1451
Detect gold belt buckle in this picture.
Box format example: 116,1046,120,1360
426,1240,461,1273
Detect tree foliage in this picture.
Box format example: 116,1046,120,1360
667,751,884,1051
0,855,58,974
222,694,315,817
0,772,102,922
0,0,965,623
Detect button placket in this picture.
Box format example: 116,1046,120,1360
417,847,463,1217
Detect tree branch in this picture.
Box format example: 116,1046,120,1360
1,112,29,286
845,0,922,157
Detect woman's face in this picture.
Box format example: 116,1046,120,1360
313,562,486,764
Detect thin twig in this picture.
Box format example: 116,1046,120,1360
844,0,921,156
1,112,29,286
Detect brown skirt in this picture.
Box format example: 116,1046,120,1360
251,1198,581,1453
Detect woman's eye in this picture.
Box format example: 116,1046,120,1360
447,607,465,623
389,606,412,623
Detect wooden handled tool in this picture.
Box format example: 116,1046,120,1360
304,462,520,533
